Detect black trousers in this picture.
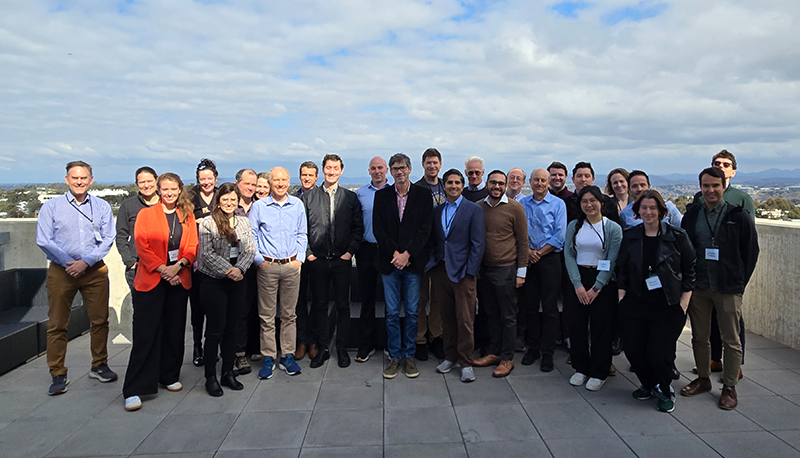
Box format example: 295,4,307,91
189,269,205,348
309,257,351,351
564,267,616,380
295,262,314,346
710,308,746,364
620,301,687,394
523,252,561,355
123,281,188,398
200,272,247,378
478,265,518,361
235,267,260,356
356,242,380,350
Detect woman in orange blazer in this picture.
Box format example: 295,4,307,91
123,172,197,412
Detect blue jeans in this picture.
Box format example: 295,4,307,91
382,269,421,360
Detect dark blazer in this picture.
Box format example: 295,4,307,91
426,198,485,283
302,185,363,258
681,201,759,294
373,183,433,275
616,221,696,306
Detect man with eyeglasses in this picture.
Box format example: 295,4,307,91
474,171,529,377
373,153,433,379
690,150,755,380
462,156,489,202
506,168,528,202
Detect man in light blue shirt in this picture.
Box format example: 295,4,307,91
36,160,117,395
519,168,567,372
354,156,390,362
249,166,308,379
620,170,683,228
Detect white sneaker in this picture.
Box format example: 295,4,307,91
436,360,456,374
585,377,606,391
569,372,589,386
461,366,476,383
124,396,142,411
162,382,182,392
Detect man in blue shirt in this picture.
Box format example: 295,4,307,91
249,166,308,380
354,156,390,362
36,161,117,395
520,168,567,372
620,170,683,228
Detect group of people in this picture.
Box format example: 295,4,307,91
35,148,758,416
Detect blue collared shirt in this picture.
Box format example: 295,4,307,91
620,200,683,228
441,195,463,238
36,192,115,267
521,192,567,253
249,195,308,266
356,181,390,244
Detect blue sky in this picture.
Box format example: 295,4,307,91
1,0,799,184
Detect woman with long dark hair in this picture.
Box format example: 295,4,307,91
616,190,695,412
189,158,219,367
564,185,623,391
197,183,256,396
123,173,197,411
604,168,630,216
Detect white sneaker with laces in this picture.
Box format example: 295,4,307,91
436,360,456,374
569,372,589,386
124,396,142,411
585,377,606,391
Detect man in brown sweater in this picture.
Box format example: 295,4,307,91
474,170,529,377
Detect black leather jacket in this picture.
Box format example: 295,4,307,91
616,221,696,306
301,185,363,259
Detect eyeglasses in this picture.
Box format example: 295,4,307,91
712,161,733,169
488,180,506,186
466,170,482,176
390,166,408,173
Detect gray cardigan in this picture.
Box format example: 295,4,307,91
564,217,623,291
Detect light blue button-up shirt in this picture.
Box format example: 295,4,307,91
36,192,115,267
249,195,308,266
356,181,390,244
620,200,683,228
521,192,567,253
441,195,463,238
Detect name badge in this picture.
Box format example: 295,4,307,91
202,207,210,214
230,246,239,259
705,248,720,261
646,275,663,290
168,249,179,263
93,229,103,243
596,260,611,272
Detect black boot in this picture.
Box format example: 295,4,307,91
220,372,244,391
205,376,223,397
193,345,204,367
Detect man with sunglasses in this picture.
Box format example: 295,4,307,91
462,156,489,203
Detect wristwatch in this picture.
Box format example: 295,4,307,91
591,286,601,293
177,260,186,268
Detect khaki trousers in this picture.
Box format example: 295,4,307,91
46,262,110,377
688,289,743,387
257,261,301,359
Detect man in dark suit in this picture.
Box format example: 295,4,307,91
373,153,433,379
426,169,485,382
302,154,363,369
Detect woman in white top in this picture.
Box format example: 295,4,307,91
564,186,623,391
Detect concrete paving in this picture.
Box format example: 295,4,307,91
1,329,800,457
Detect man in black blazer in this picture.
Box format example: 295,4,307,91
426,169,485,382
302,154,363,369
373,153,433,379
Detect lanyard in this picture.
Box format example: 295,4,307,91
444,203,457,234
587,218,605,250
168,211,178,247
703,206,722,246
645,226,662,274
66,195,93,224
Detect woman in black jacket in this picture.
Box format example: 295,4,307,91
617,190,695,413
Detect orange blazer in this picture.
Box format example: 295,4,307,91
133,205,198,292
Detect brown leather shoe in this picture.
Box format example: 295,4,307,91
609,363,617,376
309,344,319,359
473,354,501,367
492,360,514,378
719,385,738,410
295,344,307,360
709,360,723,372
719,368,743,383
680,377,712,397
